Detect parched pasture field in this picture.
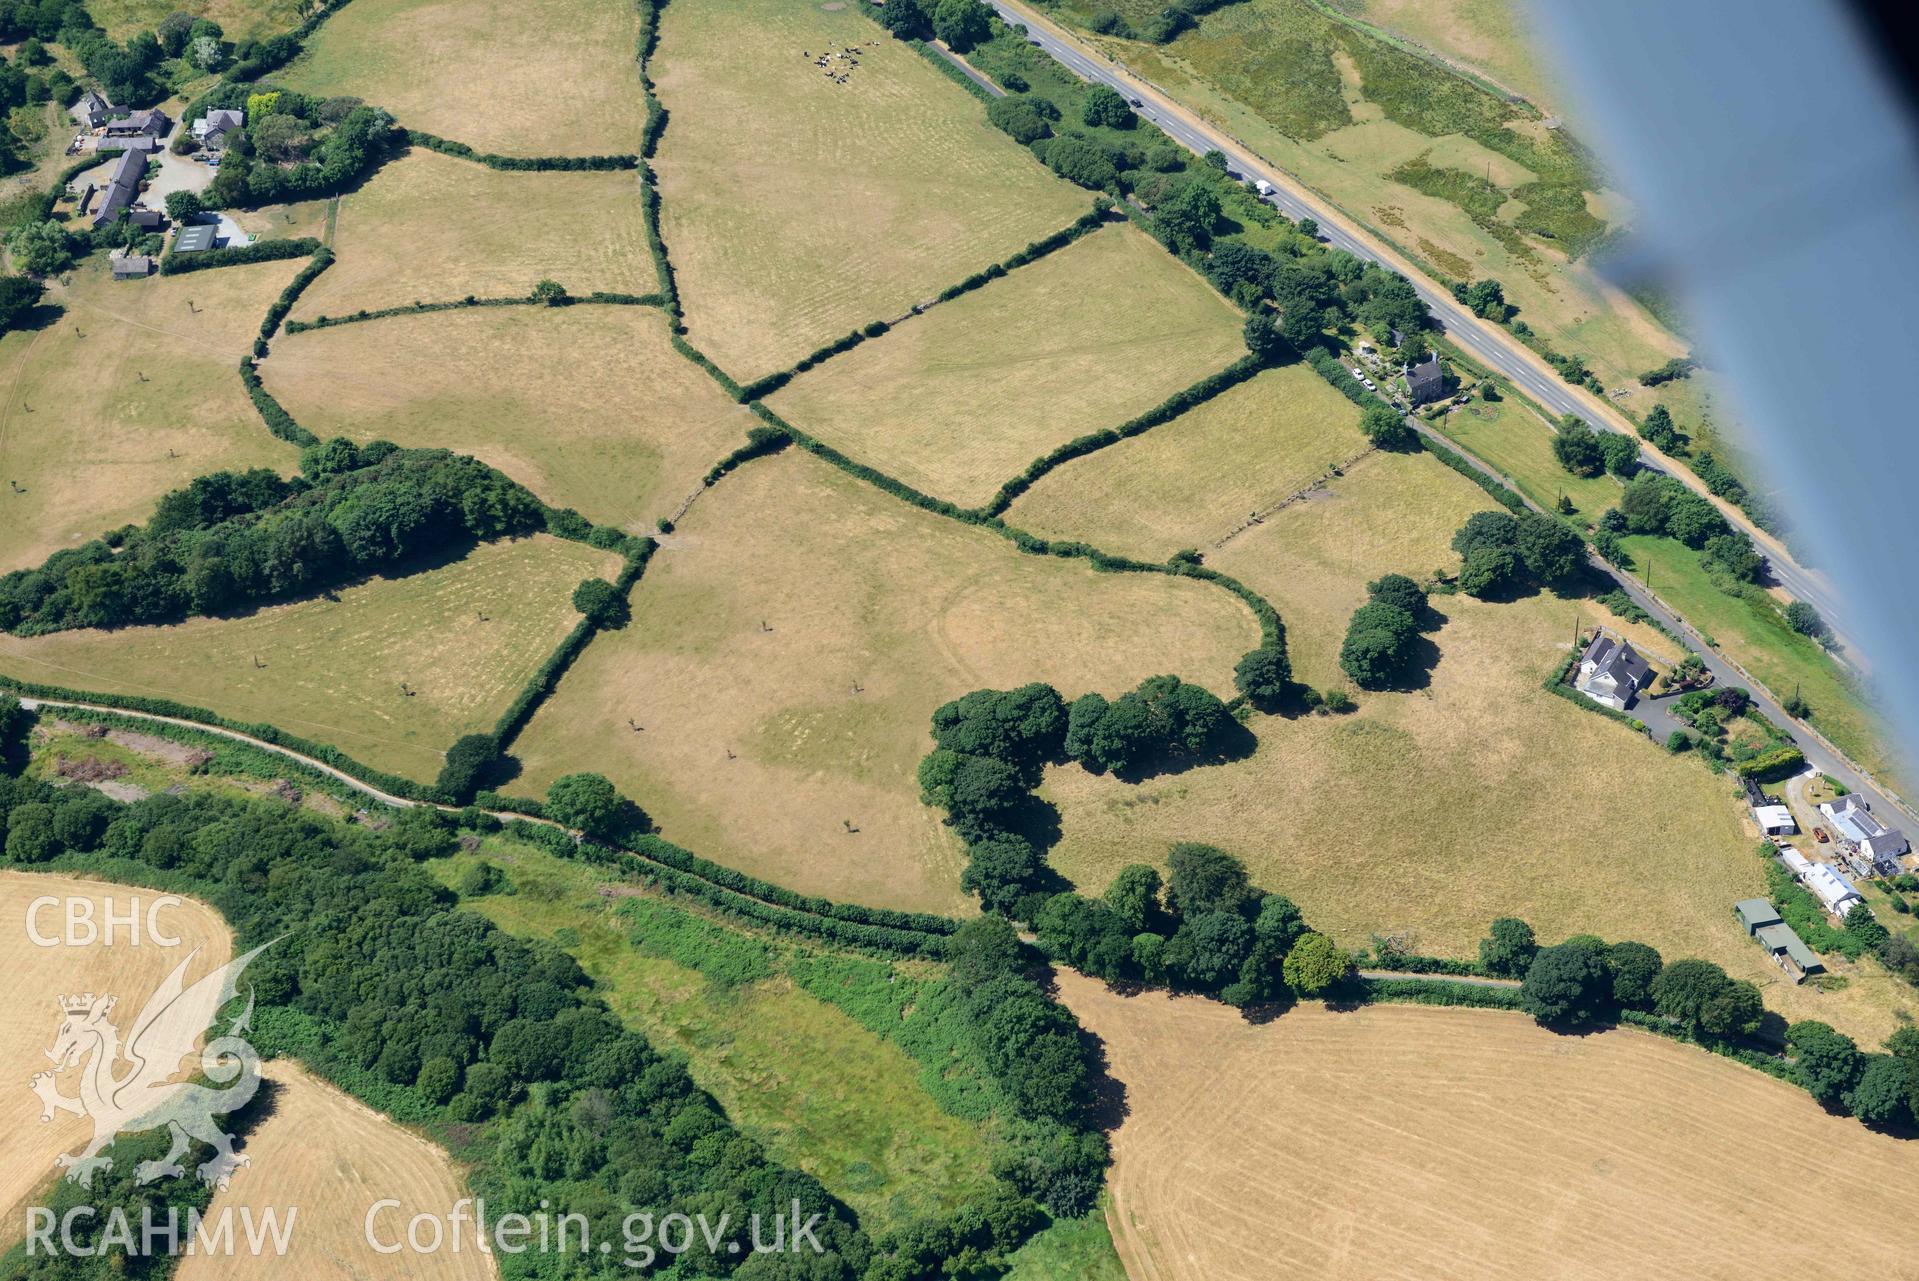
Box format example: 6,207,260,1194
767,224,1246,508
1060,974,1919,1281
512,450,1259,914
1004,361,1369,562
178,1061,492,1281
279,0,645,157
653,0,1090,381
0,257,305,573
1337,0,1568,118
1210,447,1496,689
0,872,232,1237
289,150,653,320
1041,579,1919,1046
84,0,298,43
430,839,998,1232
0,535,622,783
262,306,750,531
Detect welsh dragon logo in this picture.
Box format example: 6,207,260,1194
29,940,274,1190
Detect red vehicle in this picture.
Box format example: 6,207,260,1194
1814,826,1829,843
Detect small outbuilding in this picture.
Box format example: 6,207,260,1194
69,90,114,129
111,253,154,280
1754,922,1824,982
1734,898,1783,936
1753,804,1798,837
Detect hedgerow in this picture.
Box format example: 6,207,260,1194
282,289,663,334
160,235,323,276
237,357,319,445
402,129,638,171
257,245,334,344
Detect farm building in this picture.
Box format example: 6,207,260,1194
111,253,154,280
1752,804,1797,837
104,108,170,140
1405,353,1448,405
1804,862,1865,919
172,224,218,254
69,90,114,129
1574,632,1653,710
1734,899,1782,935
1819,794,1909,862
1733,899,1824,981
90,150,148,231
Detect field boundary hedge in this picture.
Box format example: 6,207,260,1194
237,357,319,446
159,236,322,276
228,0,356,80
281,290,663,334
978,351,1263,515
257,246,334,345
403,130,639,171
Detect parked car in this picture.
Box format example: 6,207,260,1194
1349,367,1364,379
1362,379,1377,390
1815,826,1830,843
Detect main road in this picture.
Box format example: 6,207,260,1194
985,0,1856,658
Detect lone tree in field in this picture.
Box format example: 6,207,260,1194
1478,917,1537,977
572,577,629,628
436,733,501,802
531,278,569,306
546,772,625,838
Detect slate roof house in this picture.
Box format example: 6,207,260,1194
91,149,148,231
104,108,170,139
69,90,114,129
1820,793,1910,863
1573,633,1653,710
195,108,244,149
1405,353,1447,405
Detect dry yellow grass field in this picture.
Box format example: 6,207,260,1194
290,151,653,320
1341,0,1568,117
86,0,298,43
1060,972,1919,1281
179,1060,492,1281
653,0,1091,380
262,306,751,530
1209,447,1495,688
0,535,622,783
1041,582,1919,1045
768,225,1246,508
1004,362,1370,561
0,871,232,1234
0,257,304,572
280,0,644,156
512,451,1260,914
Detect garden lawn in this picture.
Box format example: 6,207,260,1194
0,535,621,783
652,0,1089,381
1040,581,1919,1048
767,224,1245,508
429,840,998,1233
511,450,1259,915
288,150,653,320
279,0,646,156
262,305,749,531
0,256,305,573
1004,361,1369,561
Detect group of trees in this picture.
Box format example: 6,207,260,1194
1039,842,1349,1005
0,441,551,634
872,0,993,49
1609,472,1763,584
1338,573,1431,690
196,83,398,207
1551,416,1639,478
1449,276,1514,322
1787,1022,1919,1127
916,681,1242,915
1637,402,1685,453
1087,0,1238,42
0,721,880,1275
1195,228,1433,351
1448,508,1585,598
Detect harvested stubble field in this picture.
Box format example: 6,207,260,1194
263,306,750,530
512,451,1259,914
1004,361,1369,562
0,257,305,573
767,224,1246,508
0,535,622,783
280,0,644,156
1041,580,1919,1046
179,1061,492,1281
652,0,1090,380
432,840,997,1231
0,872,232,1236
289,150,653,320
1059,972,1919,1281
